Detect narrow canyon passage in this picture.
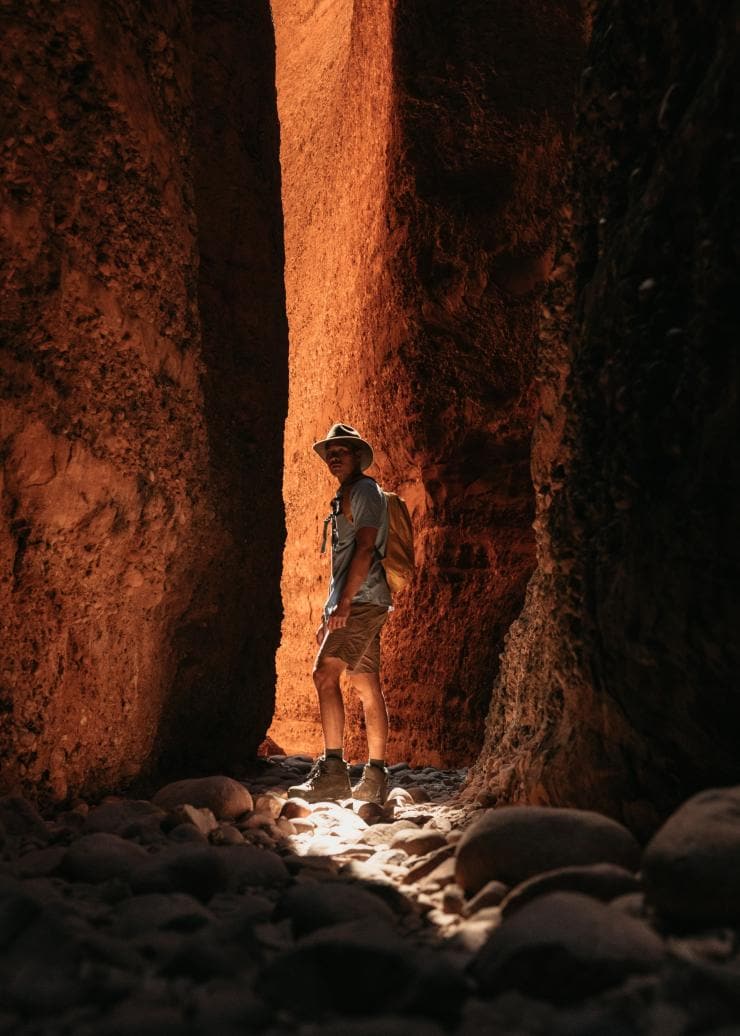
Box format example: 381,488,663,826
1,0,739,1032
269,0,586,767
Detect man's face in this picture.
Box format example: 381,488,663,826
325,444,361,482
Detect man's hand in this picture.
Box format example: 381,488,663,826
327,599,351,631
315,622,326,646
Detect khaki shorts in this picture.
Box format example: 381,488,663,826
316,602,389,674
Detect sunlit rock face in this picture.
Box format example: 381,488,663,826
271,0,585,763
467,2,740,830
0,1,287,799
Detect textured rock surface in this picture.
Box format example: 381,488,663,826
0,1,287,798
271,0,586,765
466,0,740,825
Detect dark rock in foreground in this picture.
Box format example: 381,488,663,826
470,891,664,1002
643,786,740,926
455,806,640,894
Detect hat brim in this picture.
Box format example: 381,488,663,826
313,436,374,471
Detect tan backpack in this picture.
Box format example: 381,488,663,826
380,490,415,593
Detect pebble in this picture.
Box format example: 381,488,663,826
391,828,448,856
152,776,253,820
61,832,149,883
83,800,165,837
111,892,212,936
2,763,737,1034
254,793,285,819
358,820,417,847
210,824,245,845
418,855,457,890
164,804,218,837
462,879,509,916
131,844,232,900
356,801,389,824
386,787,414,806
260,919,417,1018
402,845,455,885
167,823,208,844
280,798,311,820
274,880,397,935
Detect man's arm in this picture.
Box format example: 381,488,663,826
326,524,378,630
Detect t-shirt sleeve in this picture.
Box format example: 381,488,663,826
350,480,384,531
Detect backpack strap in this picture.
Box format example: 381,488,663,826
320,487,342,554
319,475,379,554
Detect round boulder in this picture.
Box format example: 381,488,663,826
152,776,252,820
274,881,396,936
83,800,165,836
455,806,640,895
0,796,49,842
61,832,148,884
259,920,415,1018
390,829,448,857
499,863,640,917
470,891,663,1001
131,844,232,901
642,786,740,925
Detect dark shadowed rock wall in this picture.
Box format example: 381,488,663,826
0,0,287,799
467,0,740,831
271,0,585,764
156,1,288,772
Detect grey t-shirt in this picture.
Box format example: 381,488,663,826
324,477,392,616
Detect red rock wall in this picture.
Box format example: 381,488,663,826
271,0,586,764
466,0,740,832
0,1,287,799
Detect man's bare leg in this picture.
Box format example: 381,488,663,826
312,656,347,752
287,654,351,801
349,671,388,760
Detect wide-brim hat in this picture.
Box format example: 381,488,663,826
312,423,374,471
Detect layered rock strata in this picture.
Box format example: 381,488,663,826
467,1,740,828
271,0,586,764
0,1,287,798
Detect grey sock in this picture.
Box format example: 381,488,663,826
325,748,343,760
369,758,385,769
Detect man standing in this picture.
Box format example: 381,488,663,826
288,423,392,805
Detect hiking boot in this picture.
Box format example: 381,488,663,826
287,755,351,803
351,763,389,805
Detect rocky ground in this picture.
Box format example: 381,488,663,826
1,761,739,1035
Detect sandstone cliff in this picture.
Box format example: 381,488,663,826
0,0,287,799
467,0,740,830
